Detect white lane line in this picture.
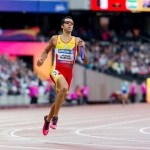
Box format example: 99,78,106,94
95,127,135,129
76,117,150,131
8,113,150,137
9,116,150,144
1,109,150,124
8,114,150,149
140,127,150,135
0,144,65,150
75,117,150,143
2,112,149,128
4,137,150,150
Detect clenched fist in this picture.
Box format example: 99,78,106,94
78,39,84,47
37,58,43,67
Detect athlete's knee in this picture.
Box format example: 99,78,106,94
59,86,68,93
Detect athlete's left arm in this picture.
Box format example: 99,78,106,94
76,37,88,65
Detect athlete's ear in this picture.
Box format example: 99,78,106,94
61,24,63,29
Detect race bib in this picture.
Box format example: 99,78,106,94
58,49,74,62
52,70,59,78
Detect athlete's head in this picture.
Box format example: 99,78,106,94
61,16,74,33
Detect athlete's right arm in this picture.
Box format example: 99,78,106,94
37,36,57,67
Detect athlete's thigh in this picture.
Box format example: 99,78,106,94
57,75,68,90
50,67,69,91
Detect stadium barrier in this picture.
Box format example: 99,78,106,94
71,64,142,102
0,64,143,106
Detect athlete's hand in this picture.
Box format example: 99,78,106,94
78,39,84,47
37,58,43,67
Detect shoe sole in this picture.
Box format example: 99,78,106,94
50,126,56,130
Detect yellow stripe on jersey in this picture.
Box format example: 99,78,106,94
52,35,77,69
56,35,76,50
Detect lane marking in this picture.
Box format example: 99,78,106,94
140,127,150,135
76,117,150,143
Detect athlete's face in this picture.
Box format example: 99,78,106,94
62,18,74,33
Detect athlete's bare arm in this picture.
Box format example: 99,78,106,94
76,37,88,65
37,35,57,67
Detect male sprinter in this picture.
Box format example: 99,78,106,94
37,16,88,136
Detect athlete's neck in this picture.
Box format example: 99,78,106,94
61,32,72,38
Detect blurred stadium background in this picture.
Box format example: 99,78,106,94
0,0,150,107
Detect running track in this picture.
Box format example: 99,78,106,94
0,103,150,150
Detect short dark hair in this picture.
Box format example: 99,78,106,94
61,16,73,25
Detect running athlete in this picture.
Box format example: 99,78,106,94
37,16,88,136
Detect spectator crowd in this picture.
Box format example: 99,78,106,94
1,29,150,104
0,54,89,105
76,40,150,81
0,55,54,103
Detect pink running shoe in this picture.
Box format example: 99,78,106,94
50,117,58,130
42,116,50,136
